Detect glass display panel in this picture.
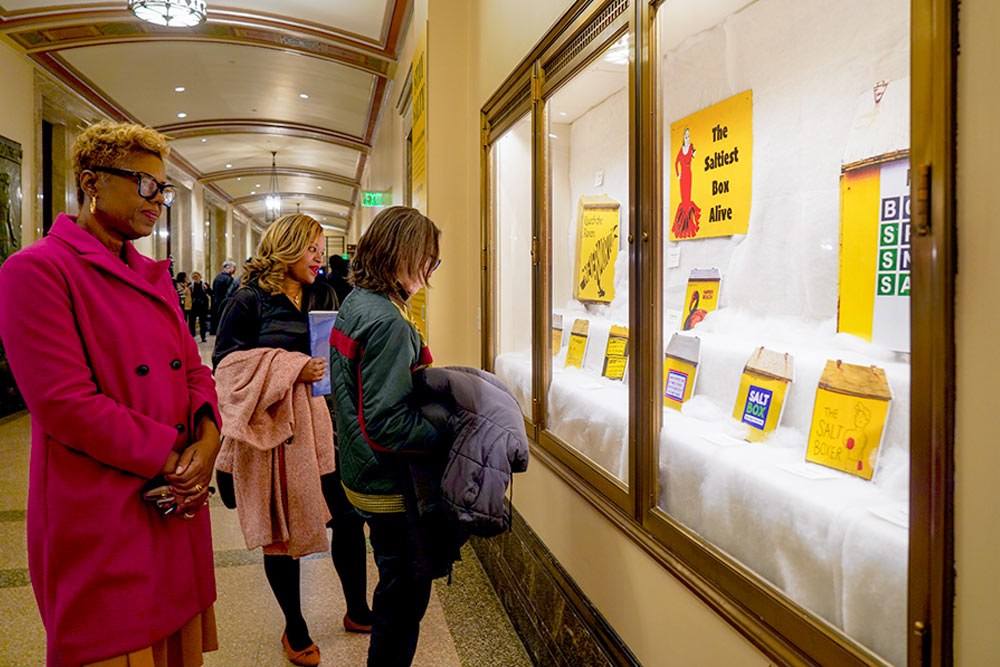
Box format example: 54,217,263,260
492,114,534,418
656,1,910,664
547,34,630,482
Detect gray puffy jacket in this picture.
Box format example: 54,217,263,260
415,366,530,537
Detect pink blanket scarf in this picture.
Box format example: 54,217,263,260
215,348,335,557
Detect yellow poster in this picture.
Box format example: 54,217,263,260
805,360,892,481
682,268,720,331
573,195,620,303
410,24,428,213
564,318,589,369
838,157,910,352
669,90,753,241
409,288,427,340
601,325,629,381
731,348,794,442
663,333,700,410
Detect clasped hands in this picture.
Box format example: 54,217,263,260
147,415,221,519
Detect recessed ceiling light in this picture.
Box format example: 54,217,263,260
200,138,207,143
250,190,256,195
317,186,322,190
236,177,241,181
548,133,558,139
175,86,186,92
299,93,309,99
559,111,567,116
225,163,232,169
177,112,187,118
255,184,261,188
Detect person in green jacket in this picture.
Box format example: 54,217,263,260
329,206,443,667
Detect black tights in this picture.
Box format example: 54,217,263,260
263,469,371,651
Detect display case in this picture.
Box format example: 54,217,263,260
653,1,911,663
481,0,953,663
489,113,534,419
543,30,631,484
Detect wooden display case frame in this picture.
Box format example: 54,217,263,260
481,0,955,664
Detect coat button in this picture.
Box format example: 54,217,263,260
175,423,186,434
136,365,150,376
170,359,182,370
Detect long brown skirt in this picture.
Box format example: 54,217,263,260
83,605,218,667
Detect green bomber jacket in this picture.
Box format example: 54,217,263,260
329,287,439,512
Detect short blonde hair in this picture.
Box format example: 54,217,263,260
243,214,324,295
72,120,171,206
351,206,440,295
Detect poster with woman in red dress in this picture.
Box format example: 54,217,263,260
673,127,701,239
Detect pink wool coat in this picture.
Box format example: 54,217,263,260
215,348,335,557
0,214,220,667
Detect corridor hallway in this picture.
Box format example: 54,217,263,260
0,340,532,667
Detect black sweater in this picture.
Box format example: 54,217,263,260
212,280,339,370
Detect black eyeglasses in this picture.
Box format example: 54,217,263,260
88,166,176,207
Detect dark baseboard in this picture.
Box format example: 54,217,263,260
471,507,640,667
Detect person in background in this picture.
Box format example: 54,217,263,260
328,206,444,667
213,214,372,667
188,271,211,342
175,270,189,308
210,261,237,335
0,120,220,667
325,254,352,304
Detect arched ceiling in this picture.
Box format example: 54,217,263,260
0,0,412,230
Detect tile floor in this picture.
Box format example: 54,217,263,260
0,336,532,666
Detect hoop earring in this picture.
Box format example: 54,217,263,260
89,196,97,215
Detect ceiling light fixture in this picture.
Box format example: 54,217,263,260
128,0,207,28
174,86,186,92
265,151,281,222
299,93,309,99
177,112,187,118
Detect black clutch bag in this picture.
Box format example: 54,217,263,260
216,470,236,509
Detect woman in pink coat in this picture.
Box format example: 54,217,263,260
0,121,221,667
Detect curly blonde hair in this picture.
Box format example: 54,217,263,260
72,120,171,206
242,214,324,295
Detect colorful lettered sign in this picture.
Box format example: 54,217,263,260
838,157,911,352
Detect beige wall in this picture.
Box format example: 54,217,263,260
0,42,36,246
955,0,1000,662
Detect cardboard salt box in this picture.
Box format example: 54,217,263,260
805,360,893,481
732,347,795,442
662,333,701,410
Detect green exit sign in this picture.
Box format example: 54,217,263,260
362,191,391,207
